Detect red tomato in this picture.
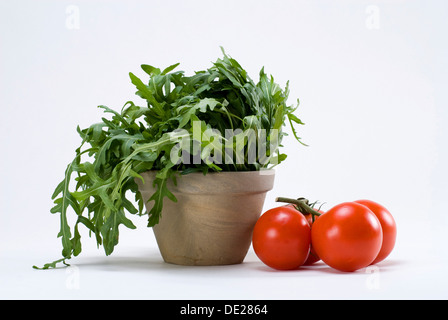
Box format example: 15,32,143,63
354,200,397,264
311,202,383,272
252,206,311,270
303,212,321,265
284,203,323,265
303,244,320,265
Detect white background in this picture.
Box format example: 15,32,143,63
1,0,447,299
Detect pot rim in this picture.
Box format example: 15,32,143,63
137,169,275,195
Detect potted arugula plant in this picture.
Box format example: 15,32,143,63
37,49,305,269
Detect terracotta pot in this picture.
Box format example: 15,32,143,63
136,170,275,266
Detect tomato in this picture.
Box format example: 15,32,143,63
252,206,311,270
303,242,320,265
303,212,321,265
283,203,323,265
354,200,397,264
311,202,383,272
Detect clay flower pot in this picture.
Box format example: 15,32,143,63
136,170,275,266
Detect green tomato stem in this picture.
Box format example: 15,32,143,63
275,197,322,218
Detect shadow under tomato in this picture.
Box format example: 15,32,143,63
253,261,327,273
253,259,405,274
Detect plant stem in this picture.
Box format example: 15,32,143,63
275,197,322,217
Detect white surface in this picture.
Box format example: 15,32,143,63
1,0,448,300
1,229,447,300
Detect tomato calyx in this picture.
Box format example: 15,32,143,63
276,197,323,222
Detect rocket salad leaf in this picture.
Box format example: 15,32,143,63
34,48,306,269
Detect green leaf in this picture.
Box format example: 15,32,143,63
273,104,284,131
72,224,82,256
52,159,81,259
141,64,161,76
177,98,222,128
161,63,180,75
146,173,177,227
287,113,308,146
129,72,164,117
33,258,70,270
98,105,130,127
